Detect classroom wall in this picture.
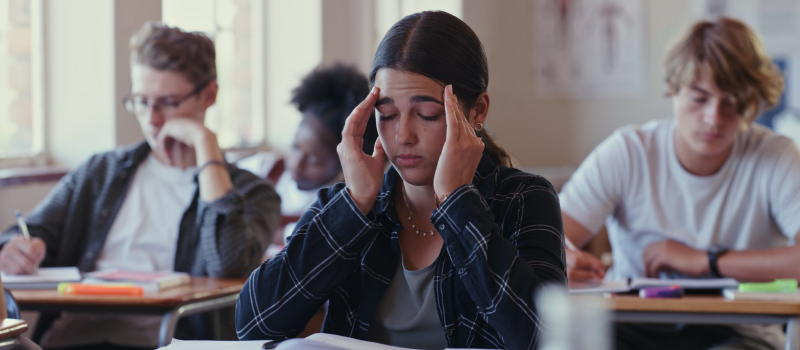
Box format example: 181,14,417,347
462,0,689,167
0,182,54,231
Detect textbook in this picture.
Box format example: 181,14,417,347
569,278,739,294
83,270,190,293
1,266,82,289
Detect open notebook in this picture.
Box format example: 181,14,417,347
1,267,82,289
159,334,501,350
569,278,739,294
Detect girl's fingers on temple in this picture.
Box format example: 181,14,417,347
455,92,473,140
342,88,378,137
356,88,378,132
444,85,459,142
458,104,471,139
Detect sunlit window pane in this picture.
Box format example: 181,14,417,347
0,0,41,158
163,0,264,149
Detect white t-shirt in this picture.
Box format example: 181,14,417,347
560,119,800,349
41,153,197,349
560,119,800,280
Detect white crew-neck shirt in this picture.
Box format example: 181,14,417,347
95,153,197,271
560,119,800,280
41,153,198,349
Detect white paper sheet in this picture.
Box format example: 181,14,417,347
158,339,265,349
1,266,81,286
568,280,630,294
629,278,739,290
158,335,501,350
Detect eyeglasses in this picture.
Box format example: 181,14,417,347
122,81,211,117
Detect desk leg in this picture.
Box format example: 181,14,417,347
787,316,800,350
159,307,181,347
157,293,241,347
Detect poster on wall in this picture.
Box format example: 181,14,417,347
692,0,800,55
532,0,647,98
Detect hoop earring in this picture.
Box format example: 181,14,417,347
474,123,484,132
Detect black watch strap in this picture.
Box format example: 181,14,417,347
708,246,729,278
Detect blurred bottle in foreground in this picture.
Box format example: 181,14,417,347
536,285,612,350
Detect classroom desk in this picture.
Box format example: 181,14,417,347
9,277,246,347
573,295,800,350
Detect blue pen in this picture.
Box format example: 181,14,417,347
14,210,31,240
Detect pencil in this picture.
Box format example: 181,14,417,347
14,210,31,240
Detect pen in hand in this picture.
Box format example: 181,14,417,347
14,210,31,240
263,338,289,349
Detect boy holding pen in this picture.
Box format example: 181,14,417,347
0,22,280,349
561,18,800,350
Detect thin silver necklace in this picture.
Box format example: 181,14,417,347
401,183,436,237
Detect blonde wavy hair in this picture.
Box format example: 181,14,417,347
664,17,784,123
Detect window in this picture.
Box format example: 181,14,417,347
0,0,43,161
163,0,265,150
264,0,321,152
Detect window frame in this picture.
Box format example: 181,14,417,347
0,0,46,168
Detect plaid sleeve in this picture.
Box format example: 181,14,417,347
236,184,382,340
193,172,281,278
431,175,566,350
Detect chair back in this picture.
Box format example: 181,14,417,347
4,290,18,320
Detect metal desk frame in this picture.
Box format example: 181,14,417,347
19,293,240,347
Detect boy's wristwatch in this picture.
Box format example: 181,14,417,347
707,245,729,278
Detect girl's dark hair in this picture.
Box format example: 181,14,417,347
292,64,378,154
369,11,514,168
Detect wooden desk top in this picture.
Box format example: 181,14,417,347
10,277,246,309
573,294,800,315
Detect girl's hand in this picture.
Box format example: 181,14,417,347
336,87,387,215
433,85,485,201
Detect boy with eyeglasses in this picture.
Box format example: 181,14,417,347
0,22,280,349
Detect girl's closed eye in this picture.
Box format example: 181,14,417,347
378,113,397,121
417,113,439,121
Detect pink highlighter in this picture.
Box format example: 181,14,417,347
639,285,684,298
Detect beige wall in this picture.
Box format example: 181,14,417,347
0,182,55,230
47,0,160,167
463,0,692,167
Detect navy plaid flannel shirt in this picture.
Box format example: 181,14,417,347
236,153,566,349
